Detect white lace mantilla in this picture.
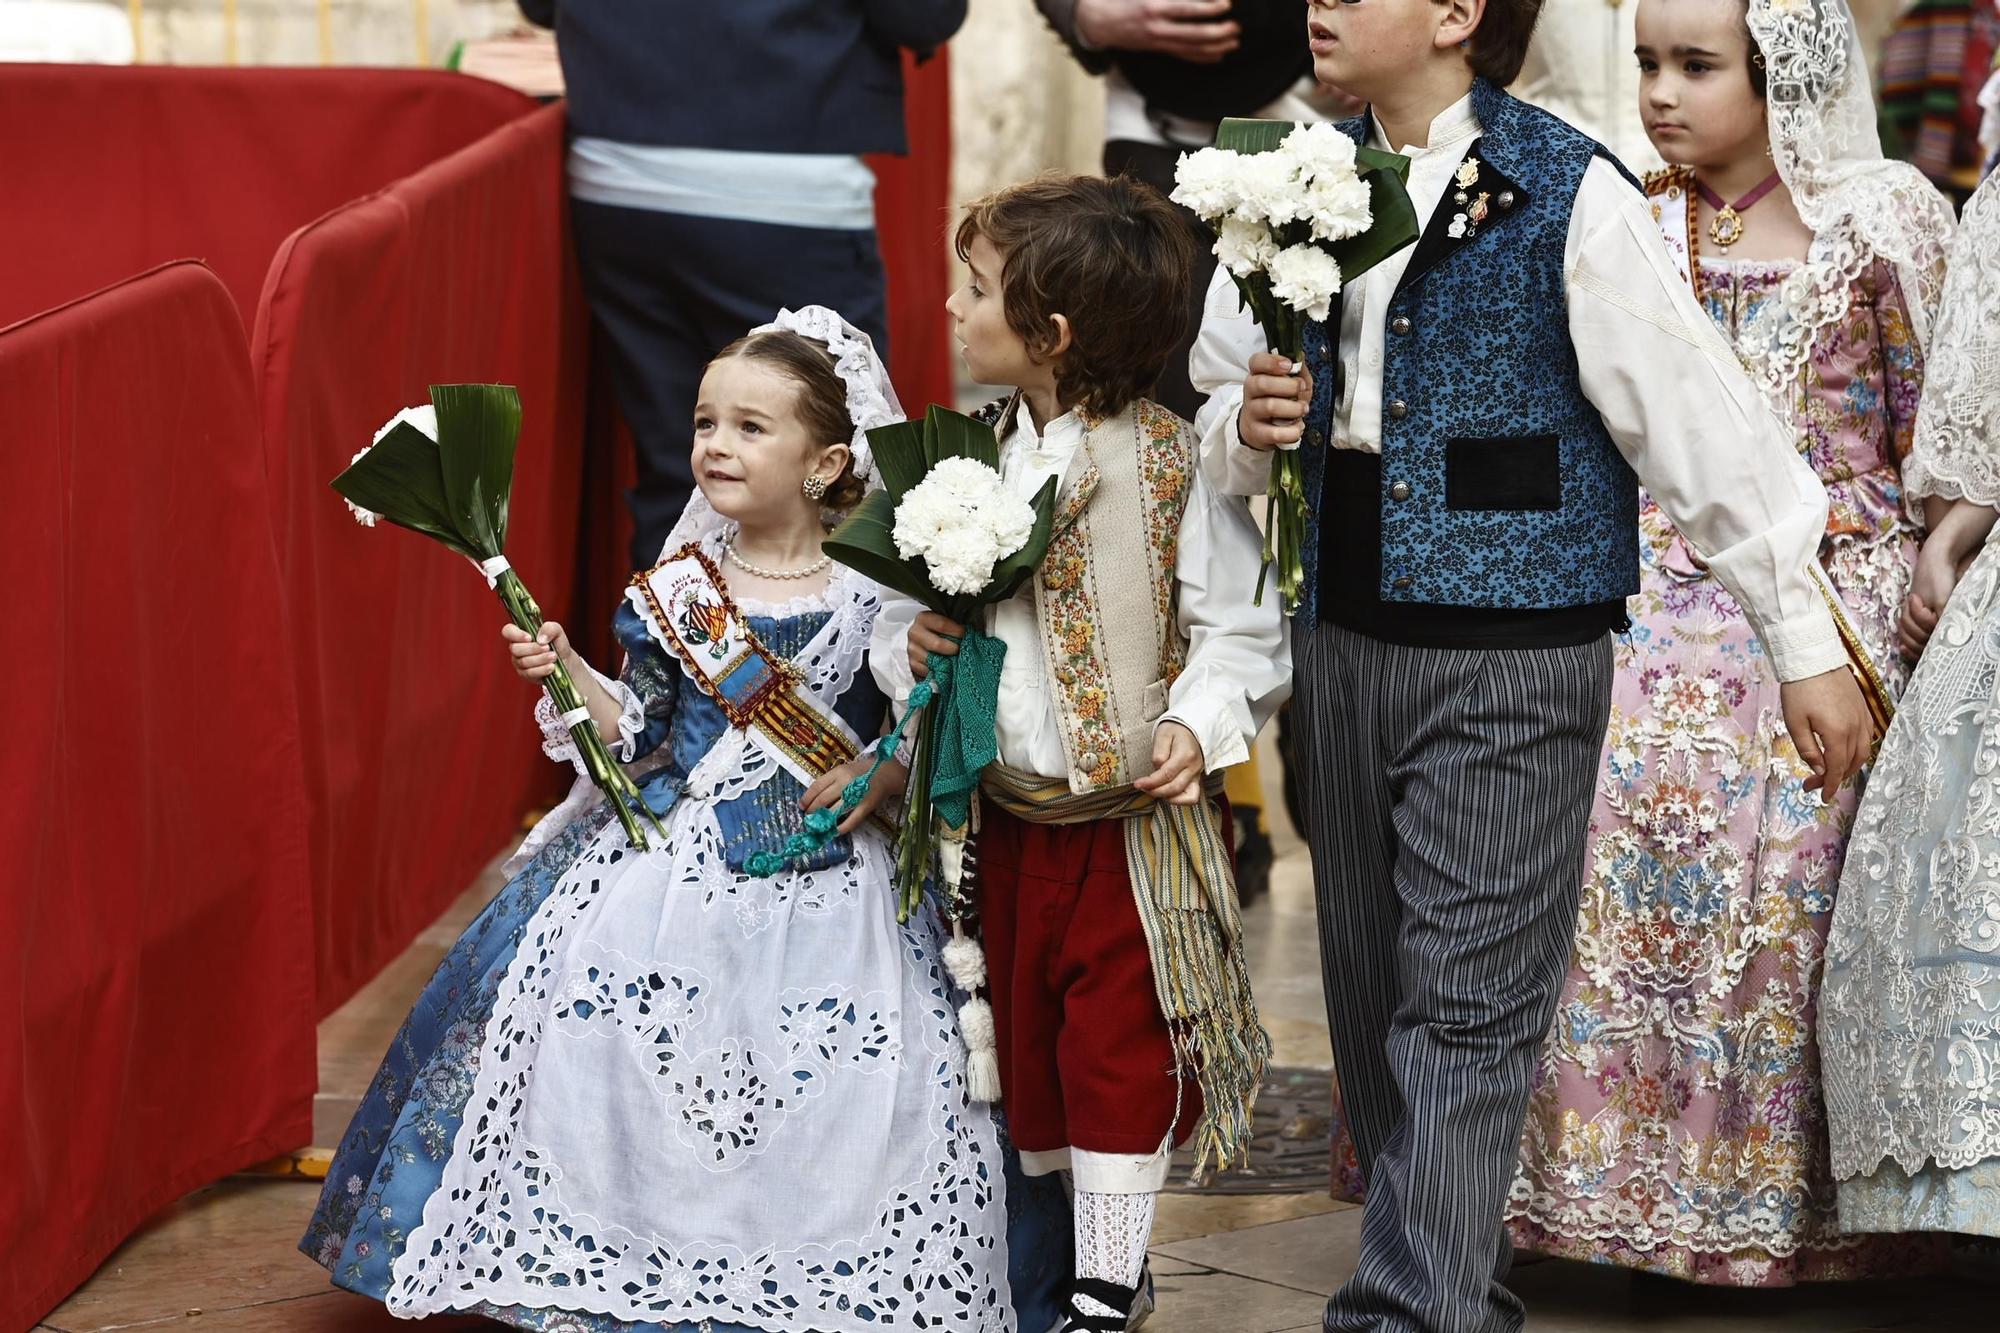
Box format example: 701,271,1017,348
391,565,1011,1331
1748,0,1954,357
1820,539,2000,1180
1901,174,2000,512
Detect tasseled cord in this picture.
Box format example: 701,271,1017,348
942,922,1002,1103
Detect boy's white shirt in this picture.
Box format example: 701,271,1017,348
867,397,1292,781
1188,92,1847,684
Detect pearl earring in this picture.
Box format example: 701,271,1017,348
802,475,829,501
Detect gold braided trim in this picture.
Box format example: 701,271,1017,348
1817,581,1894,757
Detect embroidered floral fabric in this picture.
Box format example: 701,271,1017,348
1500,253,1945,1284
301,566,1012,1332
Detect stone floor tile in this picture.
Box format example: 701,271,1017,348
40,1181,337,1332
1152,1192,1349,1247
169,1293,483,1331
1153,1209,1358,1295
1140,1269,1327,1333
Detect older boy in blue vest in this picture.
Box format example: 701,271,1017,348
1191,2,1871,1330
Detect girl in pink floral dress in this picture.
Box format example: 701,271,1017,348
1502,0,1957,1286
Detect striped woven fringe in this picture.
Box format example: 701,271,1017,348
981,766,1272,1183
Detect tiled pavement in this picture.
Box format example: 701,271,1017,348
37,741,1995,1331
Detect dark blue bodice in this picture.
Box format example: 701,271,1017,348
612,599,889,874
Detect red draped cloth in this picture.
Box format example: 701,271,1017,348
251,101,590,1014
870,48,957,412
0,262,317,1333
0,66,539,331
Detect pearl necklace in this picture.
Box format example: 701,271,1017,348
724,539,831,581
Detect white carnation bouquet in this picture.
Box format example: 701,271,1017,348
813,406,1057,924
1173,119,1419,611
891,456,1037,597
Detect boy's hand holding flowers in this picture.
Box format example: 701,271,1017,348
907,610,965,680
1238,352,1316,452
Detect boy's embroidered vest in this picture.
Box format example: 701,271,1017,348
1297,79,1642,626
982,396,1195,794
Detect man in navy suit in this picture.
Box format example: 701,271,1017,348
518,0,965,571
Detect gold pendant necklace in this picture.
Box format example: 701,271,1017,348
1695,171,1781,254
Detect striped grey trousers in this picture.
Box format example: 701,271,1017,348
1294,622,1613,1333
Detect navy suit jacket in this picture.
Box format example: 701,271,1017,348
518,0,965,154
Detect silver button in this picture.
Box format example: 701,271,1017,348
1390,315,1412,335
1389,480,1412,501
1387,400,1409,420
1497,190,1517,211
1392,575,1414,591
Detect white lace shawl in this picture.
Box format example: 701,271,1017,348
1902,172,2000,510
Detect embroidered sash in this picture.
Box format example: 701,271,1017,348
627,544,863,788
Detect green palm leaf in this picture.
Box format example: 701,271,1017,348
332,422,481,559
924,404,1001,470
864,419,932,499
430,383,521,557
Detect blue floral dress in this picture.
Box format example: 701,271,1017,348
300,554,1046,1332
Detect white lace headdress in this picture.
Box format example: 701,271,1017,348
657,305,905,557
1745,0,1956,392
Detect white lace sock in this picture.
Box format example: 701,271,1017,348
1071,1189,1156,1320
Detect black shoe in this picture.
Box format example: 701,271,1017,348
1058,1278,1141,1333
1233,810,1273,906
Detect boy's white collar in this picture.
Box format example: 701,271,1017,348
1368,93,1480,156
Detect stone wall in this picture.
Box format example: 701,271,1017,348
72,0,521,66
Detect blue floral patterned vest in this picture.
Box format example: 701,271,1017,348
1296,80,1641,626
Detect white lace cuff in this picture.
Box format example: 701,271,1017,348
535,663,646,772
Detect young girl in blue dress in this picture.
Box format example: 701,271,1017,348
301,307,1014,1333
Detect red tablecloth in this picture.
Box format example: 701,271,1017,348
0,66,538,330
0,262,317,1333
252,101,590,1013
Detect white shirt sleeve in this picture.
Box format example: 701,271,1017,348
1565,158,1844,683
1189,266,1282,497
1157,466,1294,772
867,585,923,722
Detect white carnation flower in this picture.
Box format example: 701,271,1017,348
1213,216,1280,278
892,457,1037,598
1267,244,1344,323
1228,151,1303,227
927,529,1006,597
1281,122,1359,178
1300,172,1374,242
374,403,438,445
1170,146,1247,222
346,403,440,528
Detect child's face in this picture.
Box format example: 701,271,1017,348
1636,0,1769,171
946,234,1049,395
1306,0,1458,102
690,356,836,525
